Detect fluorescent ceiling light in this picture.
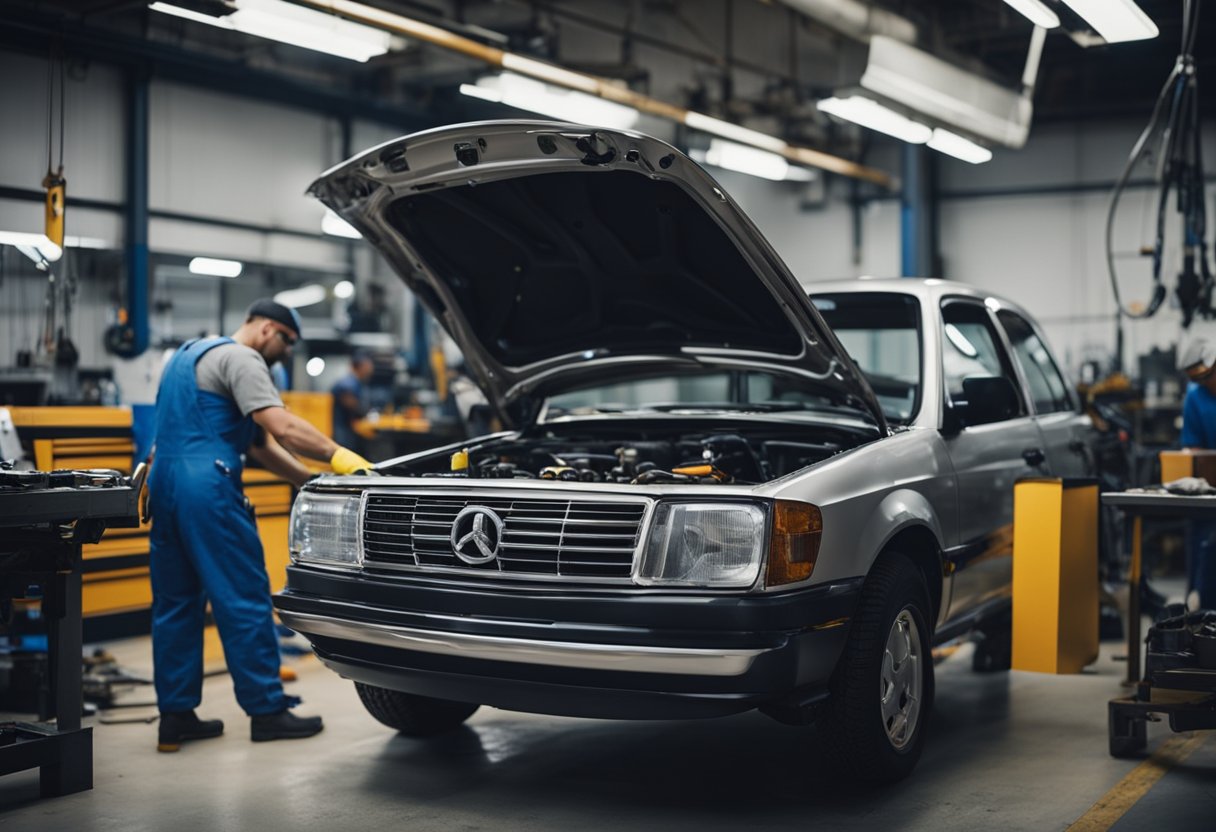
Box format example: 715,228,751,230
1001,0,1059,29
500,54,600,94
275,283,328,308
333,279,355,299
0,231,63,263
459,83,501,103
818,96,932,144
188,256,242,277
682,112,787,153
927,128,993,164
306,356,326,377
695,139,814,182
461,73,639,129
149,0,395,62
1060,0,1158,43
64,235,109,249
322,208,361,239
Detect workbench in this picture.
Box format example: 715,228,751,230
1101,491,1216,683
1101,490,1216,756
0,470,140,796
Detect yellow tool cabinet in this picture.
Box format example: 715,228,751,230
10,407,295,637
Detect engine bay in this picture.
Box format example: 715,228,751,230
380,419,871,485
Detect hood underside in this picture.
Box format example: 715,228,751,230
309,121,885,431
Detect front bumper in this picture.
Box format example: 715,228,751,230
274,566,862,720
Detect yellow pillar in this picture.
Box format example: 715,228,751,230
1011,478,1099,674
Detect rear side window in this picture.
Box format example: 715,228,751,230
997,310,1073,414
940,300,1025,416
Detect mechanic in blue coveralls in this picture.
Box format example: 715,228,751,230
1178,337,1216,611
147,299,375,752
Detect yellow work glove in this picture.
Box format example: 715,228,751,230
331,446,376,476
139,479,151,525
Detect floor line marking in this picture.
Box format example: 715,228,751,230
1066,731,1210,832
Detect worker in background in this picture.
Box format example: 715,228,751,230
1178,337,1216,609
147,298,375,752
331,350,373,453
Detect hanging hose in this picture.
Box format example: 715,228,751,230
1105,0,1210,327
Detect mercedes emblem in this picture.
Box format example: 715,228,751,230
450,505,504,565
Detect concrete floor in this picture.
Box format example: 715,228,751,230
1,635,1212,831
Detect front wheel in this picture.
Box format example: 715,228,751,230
355,682,479,737
823,553,935,783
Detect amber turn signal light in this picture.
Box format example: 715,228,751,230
766,500,823,586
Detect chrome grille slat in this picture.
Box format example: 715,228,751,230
360,491,646,582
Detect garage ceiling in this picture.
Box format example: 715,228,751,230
2,0,1212,166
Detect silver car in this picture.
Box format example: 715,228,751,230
276,121,1092,783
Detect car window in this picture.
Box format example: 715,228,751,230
811,292,922,423
996,310,1073,414
940,300,1025,416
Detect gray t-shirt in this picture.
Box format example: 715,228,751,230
194,342,284,416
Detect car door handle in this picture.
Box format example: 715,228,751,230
1067,440,1086,453
1022,448,1046,467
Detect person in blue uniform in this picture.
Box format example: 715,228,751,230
331,350,373,453
148,298,374,751
1178,338,1216,610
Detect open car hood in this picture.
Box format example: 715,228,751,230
309,120,886,431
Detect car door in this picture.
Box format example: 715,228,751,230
939,298,1047,619
995,308,1094,479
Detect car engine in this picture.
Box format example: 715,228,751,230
381,421,868,485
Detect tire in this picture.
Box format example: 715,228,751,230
354,682,480,737
823,553,935,784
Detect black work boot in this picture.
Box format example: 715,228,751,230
157,710,224,752
250,709,324,742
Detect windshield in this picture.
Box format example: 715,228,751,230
810,291,923,423
542,370,861,420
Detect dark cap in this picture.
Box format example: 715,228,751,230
247,298,303,338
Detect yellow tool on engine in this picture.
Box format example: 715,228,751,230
450,448,469,472
672,464,730,482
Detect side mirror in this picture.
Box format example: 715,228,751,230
949,376,1021,428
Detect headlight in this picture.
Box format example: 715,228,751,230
635,502,766,588
289,491,362,568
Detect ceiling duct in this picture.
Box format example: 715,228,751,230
781,1,1038,150
775,0,917,44
856,35,1035,148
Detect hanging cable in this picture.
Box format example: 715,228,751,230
1105,0,1210,327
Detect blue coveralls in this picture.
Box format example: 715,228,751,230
1181,381,1216,609
148,337,288,716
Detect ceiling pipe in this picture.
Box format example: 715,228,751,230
287,0,894,187
774,0,918,44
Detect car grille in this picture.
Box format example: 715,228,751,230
361,492,648,581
